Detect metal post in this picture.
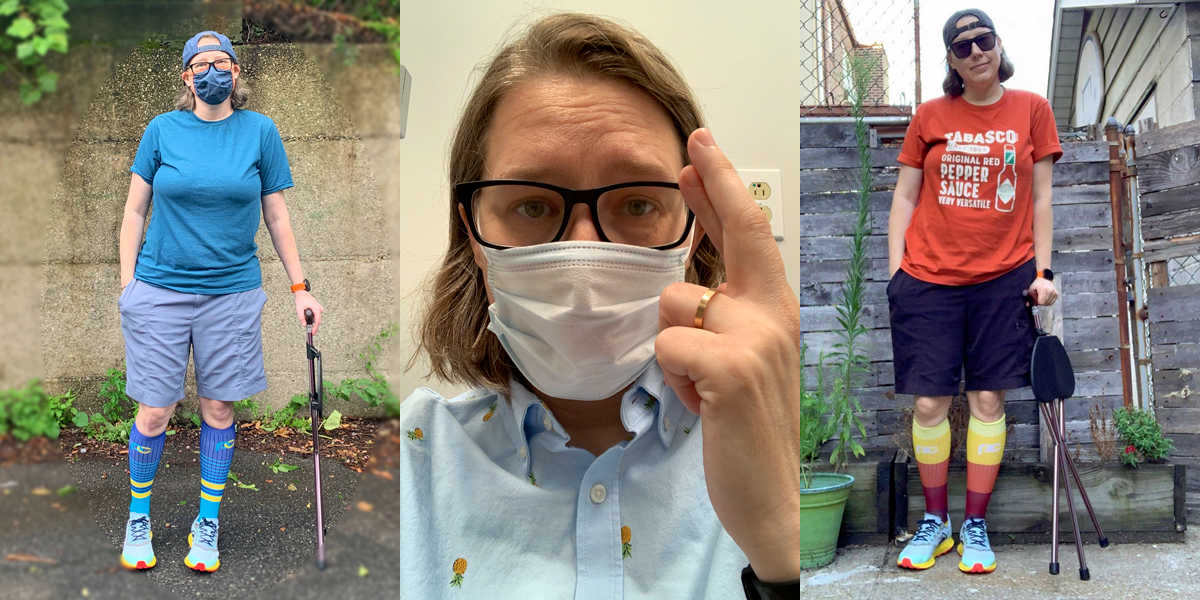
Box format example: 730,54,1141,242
914,0,922,105
1124,126,1155,412
1105,118,1136,408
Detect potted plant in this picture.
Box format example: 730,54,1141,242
1113,406,1174,467
798,352,856,569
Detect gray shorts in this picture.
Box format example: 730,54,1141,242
119,278,269,408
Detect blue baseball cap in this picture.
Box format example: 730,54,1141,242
181,31,238,70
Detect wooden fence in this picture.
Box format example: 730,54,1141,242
1135,121,1200,517
798,121,1123,464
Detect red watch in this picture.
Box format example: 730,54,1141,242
291,279,310,293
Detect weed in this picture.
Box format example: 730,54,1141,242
1088,404,1118,463
1113,406,1174,467
0,380,76,441
268,457,299,474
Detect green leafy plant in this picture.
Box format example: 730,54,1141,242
1113,407,1174,467
0,0,69,104
268,457,300,474
799,349,834,488
98,368,136,423
0,380,62,440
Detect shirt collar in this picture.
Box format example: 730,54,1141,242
506,362,684,452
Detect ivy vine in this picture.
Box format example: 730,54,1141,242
0,0,69,105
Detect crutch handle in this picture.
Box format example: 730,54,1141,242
304,308,315,325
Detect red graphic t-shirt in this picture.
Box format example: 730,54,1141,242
897,88,1062,285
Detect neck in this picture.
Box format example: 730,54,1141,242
961,81,1003,105
533,384,633,457
193,99,233,121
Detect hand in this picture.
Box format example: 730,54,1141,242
1027,276,1058,306
294,290,324,334
654,128,802,583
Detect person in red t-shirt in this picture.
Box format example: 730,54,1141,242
889,9,1062,575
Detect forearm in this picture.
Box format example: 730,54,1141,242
742,504,803,583
265,215,305,287
119,209,146,286
888,197,916,275
1032,197,1053,271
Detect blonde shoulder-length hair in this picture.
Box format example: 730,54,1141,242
410,12,726,397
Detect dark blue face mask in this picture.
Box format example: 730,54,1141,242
192,65,234,105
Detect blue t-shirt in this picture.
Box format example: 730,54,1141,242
130,109,294,294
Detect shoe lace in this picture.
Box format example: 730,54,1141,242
911,518,941,544
964,519,990,548
196,518,218,548
128,516,150,543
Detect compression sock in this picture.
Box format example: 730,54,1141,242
913,418,951,523
128,422,165,515
197,421,235,520
965,415,1006,520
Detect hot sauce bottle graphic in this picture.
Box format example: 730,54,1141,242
995,144,1017,212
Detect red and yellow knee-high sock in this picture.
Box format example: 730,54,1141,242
965,415,1006,520
913,418,951,522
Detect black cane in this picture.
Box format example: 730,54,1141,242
305,308,327,570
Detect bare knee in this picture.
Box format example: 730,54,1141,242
912,396,952,427
199,398,234,429
967,390,1005,422
134,404,176,436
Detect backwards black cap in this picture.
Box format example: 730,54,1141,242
943,9,997,48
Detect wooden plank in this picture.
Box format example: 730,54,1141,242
1154,369,1198,408
1054,250,1114,273
1137,115,1200,156
1151,342,1200,370
1103,7,1143,84
1144,210,1200,240
1059,142,1109,164
1155,407,1200,435
1054,202,1113,228
1148,284,1200,322
907,462,1177,534
1140,182,1200,217
1061,394,1124,422
1063,316,1121,350
1152,260,1170,287
1143,237,1200,263
1053,184,1111,205
801,328,892,361
1136,145,1200,194
799,147,900,169
893,452,910,537
799,303,889,332
799,122,858,148
811,461,889,537
1055,227,1115,251
797,211,888,237
1062,269,1123,294
1055,161,1110,186
1151,319,1200,345
1068,348,1122,371
798,235,889,260
798,190,893,214
1170,433,1200,457
799,167,899,193
800,258,888,284
1062,292,1117,318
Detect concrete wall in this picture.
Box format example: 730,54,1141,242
2,8,406,416
397,1,805,400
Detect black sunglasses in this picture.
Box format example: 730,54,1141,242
949,31,997,59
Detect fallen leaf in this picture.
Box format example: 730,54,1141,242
30,487,50,496
287,483,297,491
371,470,393,481
265,480,273,484
358,565,369,577
6,553,57,564
306,503,311,508
50,503,66,512
280,527,286,532
82,588,89,597
57,485,77,496
356,501,373,512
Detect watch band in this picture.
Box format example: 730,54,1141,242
1037,268,1054,281
291,278,310,293
741,565,800,600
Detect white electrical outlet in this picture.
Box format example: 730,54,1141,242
736,169,783,241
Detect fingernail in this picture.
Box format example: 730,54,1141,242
694,128,716,147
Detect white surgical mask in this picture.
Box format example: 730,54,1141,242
482,241,690,401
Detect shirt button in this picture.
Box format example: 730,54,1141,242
590,484,607,504
543,414,553,430
664,416,670,430
519,447,527,459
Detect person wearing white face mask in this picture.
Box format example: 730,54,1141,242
401,13,801,599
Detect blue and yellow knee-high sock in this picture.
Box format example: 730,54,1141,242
129,422,165,515
198,421,235,519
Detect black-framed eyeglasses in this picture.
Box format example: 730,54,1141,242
455,180,694,250
948,31,996,59
185,58,234,75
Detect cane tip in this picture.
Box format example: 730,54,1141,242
1049,563,1059,575
1079,567,1090,581
1098,537,1109,548
317,559,326,571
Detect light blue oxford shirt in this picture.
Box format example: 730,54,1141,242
400,362,749,599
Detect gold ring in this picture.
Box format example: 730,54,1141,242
694,288,719,329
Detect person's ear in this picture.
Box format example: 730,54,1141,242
459,204,487,272
684,221,707,271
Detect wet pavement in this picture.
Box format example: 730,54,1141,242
0,429,398,600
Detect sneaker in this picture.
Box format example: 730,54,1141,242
897,513,954,570
184,517,221,572
957,517,997,573
120,513,156,570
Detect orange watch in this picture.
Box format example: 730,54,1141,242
291,279,310,293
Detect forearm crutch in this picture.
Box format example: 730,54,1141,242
304,308,328,570
1026,297,1108,580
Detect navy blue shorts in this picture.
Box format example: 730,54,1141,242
886,259,1037,397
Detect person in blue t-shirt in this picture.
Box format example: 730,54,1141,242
115,30,324,573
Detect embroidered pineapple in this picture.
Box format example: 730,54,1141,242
643,395,658,410
683,427,691,435
483,402,497,422
406,428,423,441
450,557,467,588
621,526,632,559
528,470,538,487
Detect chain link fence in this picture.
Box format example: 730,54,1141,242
1167,255,1200,286
801,0,919,118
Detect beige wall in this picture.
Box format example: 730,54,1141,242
397,1,805,400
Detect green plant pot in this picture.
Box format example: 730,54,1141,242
799,472,855,569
